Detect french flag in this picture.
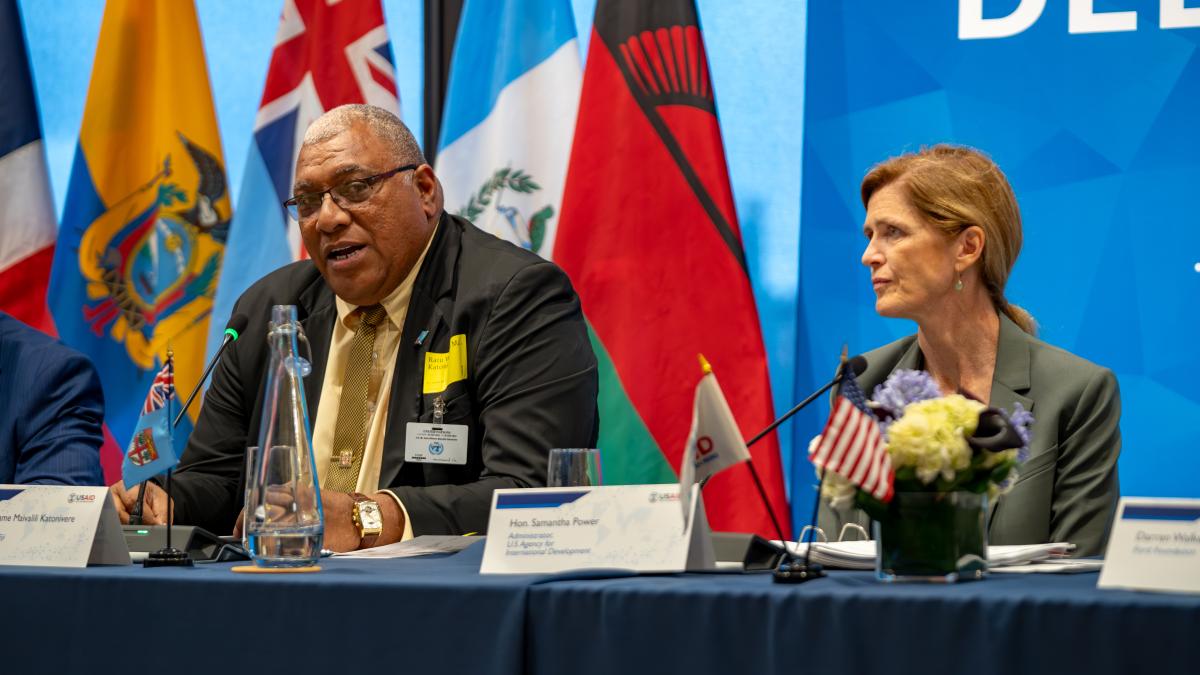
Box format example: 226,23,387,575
0,0,56,334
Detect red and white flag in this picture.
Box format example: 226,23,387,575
678,357,751,521
809,370,894,503
0,0,56,333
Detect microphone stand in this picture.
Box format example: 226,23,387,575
697,360,857,581
771,359,856,584
141,319,247,567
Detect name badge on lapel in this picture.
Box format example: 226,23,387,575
406,395,468,465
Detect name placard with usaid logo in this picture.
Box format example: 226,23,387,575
0,485,130,568
480,485,716,574
1099,497,1200,594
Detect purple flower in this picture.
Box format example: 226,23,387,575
1006,401,1034,464
871,369,942,418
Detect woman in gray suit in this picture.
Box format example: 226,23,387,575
820,144,1120,557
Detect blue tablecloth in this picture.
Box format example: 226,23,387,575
526,569,1200,675
2,543,1198,675
2,542,539,674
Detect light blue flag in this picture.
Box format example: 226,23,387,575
436,0,582,260
121,359,179,486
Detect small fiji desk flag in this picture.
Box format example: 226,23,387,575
122,356,179,487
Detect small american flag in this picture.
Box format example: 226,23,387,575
141,357,175,415
809,367,894,502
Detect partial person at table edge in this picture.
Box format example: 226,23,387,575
109,104,599,551
0,311,105,486
819,144,1121,557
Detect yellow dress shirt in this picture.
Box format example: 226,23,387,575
311,227,437,542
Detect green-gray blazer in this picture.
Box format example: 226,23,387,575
817,314,1121,557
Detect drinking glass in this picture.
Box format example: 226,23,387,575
242,445,260,552
547,448,602,487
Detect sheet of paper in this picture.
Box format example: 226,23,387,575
333,535,481,559
772,540,1076,570
991,559,1103,574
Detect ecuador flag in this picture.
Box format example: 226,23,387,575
49,0,230,478
556,0,790,537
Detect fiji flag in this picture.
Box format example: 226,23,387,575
48,0,230,465
122,358,179,487
206,0,400,361
436,0,582,259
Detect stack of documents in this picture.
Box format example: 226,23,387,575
332,535,481,559
772,540,1091,571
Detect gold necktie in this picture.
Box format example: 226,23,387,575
323,304,387,492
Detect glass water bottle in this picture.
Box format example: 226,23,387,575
245,305,324,567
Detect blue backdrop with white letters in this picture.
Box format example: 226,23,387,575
792,0,1200,528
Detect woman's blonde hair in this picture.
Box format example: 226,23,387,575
860,144,1035,334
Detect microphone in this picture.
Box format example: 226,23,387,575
131,313,249,530
746,354,868,448
173,313,249,428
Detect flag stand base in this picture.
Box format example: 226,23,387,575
773,560,824,584
144,546,193,567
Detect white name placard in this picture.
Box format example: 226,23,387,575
480,484,715,574
0,485,130,568
1098,497,1200,594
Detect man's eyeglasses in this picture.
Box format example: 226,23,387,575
284,163,420,221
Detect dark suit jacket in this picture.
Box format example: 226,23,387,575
819,314,1121,556
0,312,105,485
172,214,599,535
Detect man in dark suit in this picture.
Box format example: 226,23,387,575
0,311,105,485
109,105,598,550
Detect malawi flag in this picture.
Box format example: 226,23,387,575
555,0,790,537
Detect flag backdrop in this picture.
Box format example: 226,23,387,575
556,0,790,537
0,0,56,333
49,0,230,472
437,0,581,259
206,0,401,360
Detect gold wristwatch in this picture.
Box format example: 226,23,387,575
349,492,383,548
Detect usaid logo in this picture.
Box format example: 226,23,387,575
428,441,445,456
68,493,97,504
960,0,1200,39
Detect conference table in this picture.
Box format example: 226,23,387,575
3,542,1197,675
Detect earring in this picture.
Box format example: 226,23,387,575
954,275,964,292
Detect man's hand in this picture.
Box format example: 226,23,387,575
321,491,362,552
320,491,407,552
109,481,174,525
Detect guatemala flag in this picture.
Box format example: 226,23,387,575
206,0,401,361
436,0,582,260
